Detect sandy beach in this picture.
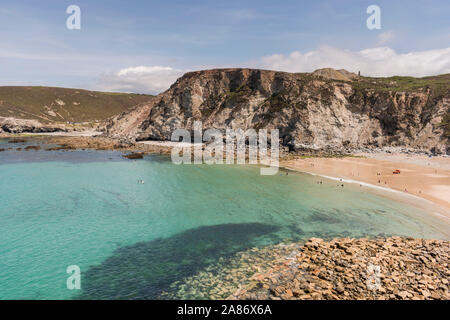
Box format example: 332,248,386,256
281,154,450,215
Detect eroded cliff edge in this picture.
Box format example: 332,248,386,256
106,68,449,154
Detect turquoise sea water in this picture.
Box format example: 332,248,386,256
0,139,449,299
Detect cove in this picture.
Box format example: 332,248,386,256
0,147,448,299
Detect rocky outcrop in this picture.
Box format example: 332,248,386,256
311,68,359,81
231,237,450,300
158,236,449,300
230,237,450,300
106,68,449,154
0,116,68,134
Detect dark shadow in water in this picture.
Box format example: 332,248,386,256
144,154,171,163
76,223,279,300
304,210,341,224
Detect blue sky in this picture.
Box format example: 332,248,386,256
0,0,449,93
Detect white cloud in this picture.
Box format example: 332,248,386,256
96,66,186,94
95,46,450,94
377,31,394,45
256,45,450,77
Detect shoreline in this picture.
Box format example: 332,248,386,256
282,165,450,224
280,155,450,218
3,133,449,217
283,165,435,205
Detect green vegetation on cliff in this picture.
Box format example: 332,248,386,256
353,73,450,94
0,86,153,123
439,111,450,138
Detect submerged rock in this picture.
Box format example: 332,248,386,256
8,138,27,143
123,152,145,159
24,145,41,151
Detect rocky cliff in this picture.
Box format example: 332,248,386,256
106,68,450,154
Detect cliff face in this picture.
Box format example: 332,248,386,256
106,68,450,154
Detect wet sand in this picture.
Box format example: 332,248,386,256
281,155,450,215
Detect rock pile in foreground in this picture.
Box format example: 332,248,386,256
230,237,449,300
